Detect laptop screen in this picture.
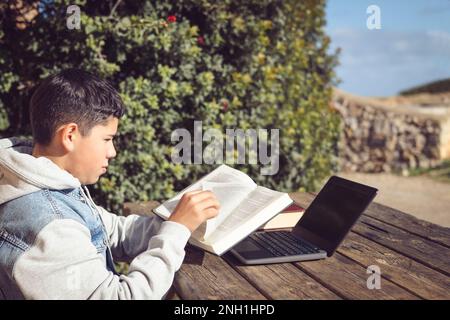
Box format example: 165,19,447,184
292,176,377,256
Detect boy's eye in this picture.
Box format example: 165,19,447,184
104,139,112,142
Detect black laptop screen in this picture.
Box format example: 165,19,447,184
293,176,377,256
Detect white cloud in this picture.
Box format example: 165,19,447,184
427,30,450,51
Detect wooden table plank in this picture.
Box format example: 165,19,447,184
123,201,160,217
291,192,450,275
223,253,342,300
355,215,450,276
338,232,450,299
290,192,450,249
174,245,267,300
294,253,420,300
124,192,449,300
364,202,450,248
164,286,181,300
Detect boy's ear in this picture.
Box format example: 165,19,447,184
58,123,80,152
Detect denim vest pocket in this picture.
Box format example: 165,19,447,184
90,222,107,254
0,229,28,251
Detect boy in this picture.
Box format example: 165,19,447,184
0,69,220,299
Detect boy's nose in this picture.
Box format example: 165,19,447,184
107,144,117,159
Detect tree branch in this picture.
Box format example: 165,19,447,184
109,0,123,18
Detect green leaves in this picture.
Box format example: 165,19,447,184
0,0,339,214
0,72,18,93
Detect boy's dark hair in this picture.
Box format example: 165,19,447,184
29,69,125,145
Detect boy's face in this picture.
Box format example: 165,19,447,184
68,116,118,185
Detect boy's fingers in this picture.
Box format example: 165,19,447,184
182,189,202,198
183,190,205,198
186,189,202,194
204,207,219,219
197,198,221,211
184,190,217,203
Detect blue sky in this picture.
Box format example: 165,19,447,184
325,0,450,96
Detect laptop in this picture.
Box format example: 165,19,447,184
230,176,378,265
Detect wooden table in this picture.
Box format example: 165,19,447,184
123,192,450,300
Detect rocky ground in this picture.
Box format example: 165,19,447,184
363,92,450,107
331,83,450,228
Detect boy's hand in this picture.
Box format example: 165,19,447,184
168,190,220,233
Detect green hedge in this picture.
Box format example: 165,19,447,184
0,0,340,214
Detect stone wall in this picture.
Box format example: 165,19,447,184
332,90,450,173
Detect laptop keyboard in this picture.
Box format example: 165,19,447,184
250,231,321,257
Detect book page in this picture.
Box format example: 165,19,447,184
154,165,257,238
192,181,255,239
206,165,256,186
205,186,288,243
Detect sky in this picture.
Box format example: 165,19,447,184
325,0,450,96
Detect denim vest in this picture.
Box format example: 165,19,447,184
0,187,116,300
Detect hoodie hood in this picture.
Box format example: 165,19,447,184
0,137,81,205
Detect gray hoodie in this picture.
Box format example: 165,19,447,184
0,137,191,299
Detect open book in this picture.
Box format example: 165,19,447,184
153,164,293,255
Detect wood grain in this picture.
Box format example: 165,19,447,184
174,245,267,300
294,253,419,300
363,201,450,248
122,201,161,217
223,253,341,300
355,215,450,276
338,232,450,299
123,192,450,300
